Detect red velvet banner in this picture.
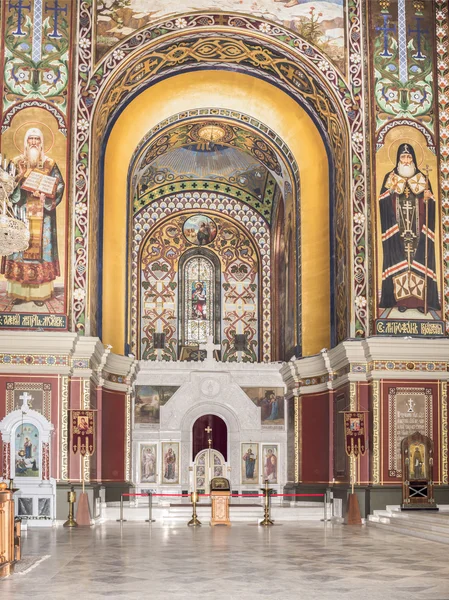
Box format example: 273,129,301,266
344,411,367,457
71,410,95,456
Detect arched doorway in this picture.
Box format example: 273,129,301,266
192,414,228,493
192,414,227,460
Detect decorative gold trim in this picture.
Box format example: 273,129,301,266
295,396,300,484
349,382,357,411
372,380,380,485
442,382,448,485
125,392,131,482
349,382,357,486
61,375,69,481
82,380,91,483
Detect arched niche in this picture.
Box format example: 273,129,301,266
0,407,54,481
101,71,331,357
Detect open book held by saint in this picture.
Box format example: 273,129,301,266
0,128,65,306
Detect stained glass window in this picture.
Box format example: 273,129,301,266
183,255,214,346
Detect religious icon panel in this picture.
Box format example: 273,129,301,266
375,125,443,334
183,214,217,246
15,423,40,478
140,443,158,484
0,107,68,330
241,443,259,484
161,442,179,484
134,385,179,426
262,444,278,484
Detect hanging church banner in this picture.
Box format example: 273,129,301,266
0,1,74,332
71,410,95,457
344,412,367,458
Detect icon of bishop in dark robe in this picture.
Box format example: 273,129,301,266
378,143,440,314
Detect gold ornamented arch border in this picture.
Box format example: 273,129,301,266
73,7,367,344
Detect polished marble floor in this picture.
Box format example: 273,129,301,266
1,522,449,600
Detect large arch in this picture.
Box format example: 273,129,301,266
73,14,367,353
102,71,330,356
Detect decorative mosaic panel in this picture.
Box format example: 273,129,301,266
74,7,367,344
137,204,261,362
370,0,445,330
0,0,74,331
132,192,270,361
94,1,347,70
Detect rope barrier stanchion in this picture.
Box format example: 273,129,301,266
145,492,155,523
116,494,127,523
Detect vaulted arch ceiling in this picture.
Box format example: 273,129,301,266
134,145,280,224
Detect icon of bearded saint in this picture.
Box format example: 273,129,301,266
0,128,65,306
378,143,440,314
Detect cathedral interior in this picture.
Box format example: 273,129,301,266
0,0,449,597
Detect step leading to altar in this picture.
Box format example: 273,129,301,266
368,505,449,545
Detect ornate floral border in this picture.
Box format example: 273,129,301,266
388,387,433,477
6,382,51,421
73,4,368,342
436,1,449,331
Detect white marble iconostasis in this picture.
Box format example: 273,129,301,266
131,361,287,500
0,396,55,527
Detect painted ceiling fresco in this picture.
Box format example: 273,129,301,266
135,146,280,223
96,0,346,70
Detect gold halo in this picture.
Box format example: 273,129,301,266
388,137,425,167
14,121,55,155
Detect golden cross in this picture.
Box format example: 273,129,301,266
205,426,212,435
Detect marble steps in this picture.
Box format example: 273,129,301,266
368,505,449,545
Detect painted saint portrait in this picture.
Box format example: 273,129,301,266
410,442,426,480
242,387,285,427
15,423,39,478
183,215,217,246
134,385,179,425
349,417,361,432
379,143,439,314
262,445,278,484
162,442,179,484
192,281,207,319
241,443,258,484
1,128,64,307
140,444,157,483
376,128,441,321
77,415,91,432
0,107,68,324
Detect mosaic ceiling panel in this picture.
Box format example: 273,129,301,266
95,1,346,70
135,145,279,223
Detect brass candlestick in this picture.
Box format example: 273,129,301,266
259,479,274,527
188,491,201,527
63,486,78,528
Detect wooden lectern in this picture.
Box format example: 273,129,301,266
210,477,231,527
0,483,20,577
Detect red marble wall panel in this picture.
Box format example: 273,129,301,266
301,391,330,483
101,389,126,481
